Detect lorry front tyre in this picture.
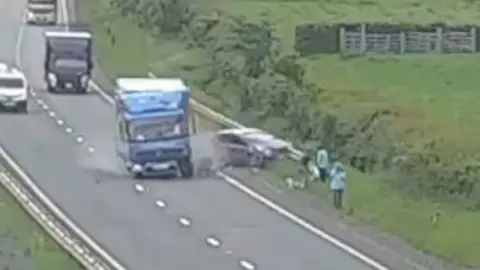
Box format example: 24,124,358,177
179,158,194,179
16,102,28,113
133,172,144,179
47,85,55,93
78,87,88,94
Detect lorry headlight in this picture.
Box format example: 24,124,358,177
80,74,89,87
132,164,143,173
48,73,57,87
27,12,34,21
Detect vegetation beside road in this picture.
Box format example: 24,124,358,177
77,0,480,266
0,184,84,270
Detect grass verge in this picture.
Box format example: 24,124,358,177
78,0,480,266
0,184,83,270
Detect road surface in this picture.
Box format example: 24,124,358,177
0,0,380,269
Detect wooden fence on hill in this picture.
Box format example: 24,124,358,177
295,22,478,57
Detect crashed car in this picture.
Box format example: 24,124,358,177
0,63,29,113
44,31,93,94
213,127,291,168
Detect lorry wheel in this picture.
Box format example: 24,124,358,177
47,85,55,93
132,172,144,179
78,87,88,94
179,158,194,179
16,102,28,113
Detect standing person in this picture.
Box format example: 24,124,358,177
329,161,347,209
300,154,311,188
316,144,329,182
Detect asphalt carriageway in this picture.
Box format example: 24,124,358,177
0,0,398,269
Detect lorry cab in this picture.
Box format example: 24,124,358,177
43,31,93,94
114,77,194,179
26,0,57,25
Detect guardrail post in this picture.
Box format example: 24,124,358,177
191,113,198,135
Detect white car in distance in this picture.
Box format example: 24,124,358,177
0,63,29,113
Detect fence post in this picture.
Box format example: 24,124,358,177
470,27,476,52
360,23,367,55
339,26,346,55
399,32,406,54
435,27,443,53
191,113,198,135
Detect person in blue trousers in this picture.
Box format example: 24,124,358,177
329,161,347,209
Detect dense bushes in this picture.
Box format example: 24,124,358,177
105,0,480,207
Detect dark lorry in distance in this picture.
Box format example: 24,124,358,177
44,31,94,94
26,0,57,25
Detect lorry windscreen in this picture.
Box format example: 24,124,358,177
53,59,88,71
48,38,89,59
127,115,187,142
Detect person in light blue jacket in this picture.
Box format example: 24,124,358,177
316,144,329,182
329,161,347,209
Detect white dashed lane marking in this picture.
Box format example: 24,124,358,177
178,217,192,227
30,91,259,269
206,237,221,248
155,200,166,208
240,260,256,270
134,184,145,193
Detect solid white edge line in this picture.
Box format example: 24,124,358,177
88,50,391,270
218,171,390,270
90,71,390,270
7,0,128,269
0,171,98,270
61,0,389,268
0,144,127,270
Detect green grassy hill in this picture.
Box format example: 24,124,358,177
77,0,480,266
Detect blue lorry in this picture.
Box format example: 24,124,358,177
114,77,194,179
